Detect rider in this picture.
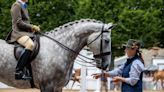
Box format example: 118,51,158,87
6,0,40,80
93,39,145,92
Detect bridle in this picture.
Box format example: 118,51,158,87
75,24,112,67
38,24,112,65
87,24,111,59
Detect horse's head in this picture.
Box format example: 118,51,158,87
48,19,115,70
87,23,114,70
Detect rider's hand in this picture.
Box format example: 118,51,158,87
32,25,40,32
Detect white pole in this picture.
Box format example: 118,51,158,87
95,69,101,92
80,66,87,92
109,29,111,67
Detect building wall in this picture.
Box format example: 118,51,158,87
142,49,164,66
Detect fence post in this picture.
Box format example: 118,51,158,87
80,66,87,92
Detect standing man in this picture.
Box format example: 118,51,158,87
93,39,145,92
6,0,40,80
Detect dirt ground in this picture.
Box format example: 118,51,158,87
0,88,39,92
0,88,164,92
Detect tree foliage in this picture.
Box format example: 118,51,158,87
0,0,163,56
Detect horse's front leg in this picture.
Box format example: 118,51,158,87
40,81,54,92
40,81,63,92
153,80,157,90
161,79,164,90
54,88,62,92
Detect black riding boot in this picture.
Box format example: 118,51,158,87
15,49,32,80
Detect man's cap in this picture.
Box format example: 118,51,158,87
123,39,142,49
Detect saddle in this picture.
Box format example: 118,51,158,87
14,35,40,88
14,35,40,61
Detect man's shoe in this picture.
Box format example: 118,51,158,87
15,70,32,80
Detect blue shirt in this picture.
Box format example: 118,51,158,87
17,0,28,9
107,57,144,86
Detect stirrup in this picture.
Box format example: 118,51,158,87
22,74,32,80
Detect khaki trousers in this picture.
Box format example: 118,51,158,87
16,36,34,51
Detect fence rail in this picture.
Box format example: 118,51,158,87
0,89,163,92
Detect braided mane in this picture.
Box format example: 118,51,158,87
45,19,103,35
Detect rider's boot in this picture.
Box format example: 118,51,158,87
15,49,32,80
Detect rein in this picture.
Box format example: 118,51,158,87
38,32,94,61
37,24,111,66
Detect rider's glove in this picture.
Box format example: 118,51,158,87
32,25,40,32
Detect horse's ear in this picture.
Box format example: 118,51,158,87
107,23,117,30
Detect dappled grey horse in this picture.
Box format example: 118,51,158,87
0,19,113,92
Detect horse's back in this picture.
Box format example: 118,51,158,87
153,71,164,81
158,71,164,78
0,39,15,57
0,39,14,47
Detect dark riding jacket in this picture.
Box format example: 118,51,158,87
6,1,33,43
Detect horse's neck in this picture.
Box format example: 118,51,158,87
41,30,88,84
47,23,98,57
47,22,102,53
47,30,86,60
42,22,103,74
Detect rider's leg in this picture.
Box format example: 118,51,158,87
15,36,34,80
17,35,34,50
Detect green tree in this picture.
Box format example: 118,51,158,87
0,0,163,53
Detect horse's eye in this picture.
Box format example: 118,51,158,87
105,39,109,43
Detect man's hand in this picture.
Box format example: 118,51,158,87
113,81,120,85
92,73,109,79
92,73,101,79
32,25,40,32
112,76,125,83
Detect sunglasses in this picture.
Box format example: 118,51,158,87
127,47,135,50
123,46,135,50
